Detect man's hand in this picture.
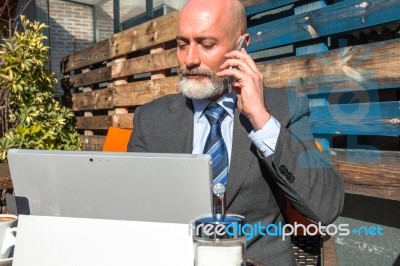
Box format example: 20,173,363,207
216,48,271,130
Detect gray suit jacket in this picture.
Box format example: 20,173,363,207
128,88,344,265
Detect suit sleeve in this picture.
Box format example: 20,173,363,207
262,94,345,225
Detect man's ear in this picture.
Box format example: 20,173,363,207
243,33,250,47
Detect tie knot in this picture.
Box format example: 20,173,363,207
203,103,227,125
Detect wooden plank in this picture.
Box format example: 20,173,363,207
81,71,94,136
288,70,397,95
112,48,178,79
332,149,400,201
80,135,106,151
63,66,112,89
243,0,299,15
248,0,400,52
76,115,113,130
112,113,134,129
151,45,167,80
72,88,113,111
75,113,134,130
258,39,400,91
250,45,293,60
60,39,111,73
310,101,400,136
112,11,178,57
113,76,180,107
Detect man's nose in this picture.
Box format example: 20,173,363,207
184,45,200,68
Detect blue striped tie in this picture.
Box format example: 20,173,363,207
203,103,229,186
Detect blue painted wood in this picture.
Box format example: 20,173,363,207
295,1,332,148
309,101,400,136
295,42,328,56
247,0,400,52
295,1,329,56
308,97,329,108
245,0,299,16
294,0,327,14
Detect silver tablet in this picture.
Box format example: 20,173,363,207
8,149,212,224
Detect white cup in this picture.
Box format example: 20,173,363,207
0,214,18,259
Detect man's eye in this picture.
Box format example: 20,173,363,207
202,44,214,50
177,43,187,50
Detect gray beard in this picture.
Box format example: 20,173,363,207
178,68,227,100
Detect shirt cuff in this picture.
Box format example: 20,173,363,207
248,116,281,157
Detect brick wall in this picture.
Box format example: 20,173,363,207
36,0,50,46
36,0,95,93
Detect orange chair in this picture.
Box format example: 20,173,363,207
102,127,133,152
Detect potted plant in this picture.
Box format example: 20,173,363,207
0,16,81,187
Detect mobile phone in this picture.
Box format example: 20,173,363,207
228,37,248,93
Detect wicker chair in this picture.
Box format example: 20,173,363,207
292,235,322,265
286,201,338,266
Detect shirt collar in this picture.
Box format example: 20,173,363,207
192,92,236,123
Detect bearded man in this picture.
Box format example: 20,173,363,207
128,0,344,264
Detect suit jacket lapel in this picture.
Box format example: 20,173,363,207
226,89,285,207
163,94,194,153
163,93,255,207
226,107,256,207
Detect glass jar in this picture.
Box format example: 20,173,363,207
192,214,246,266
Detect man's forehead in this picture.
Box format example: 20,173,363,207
179,9,214,27
178,9,229,36
180,0,226,15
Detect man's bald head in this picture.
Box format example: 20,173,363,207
179,0,247,38
176,0,249,100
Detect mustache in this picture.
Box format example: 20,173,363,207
179,67,214,77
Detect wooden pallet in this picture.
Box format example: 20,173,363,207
60,1,400,202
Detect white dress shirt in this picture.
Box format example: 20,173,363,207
192,92,281,161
